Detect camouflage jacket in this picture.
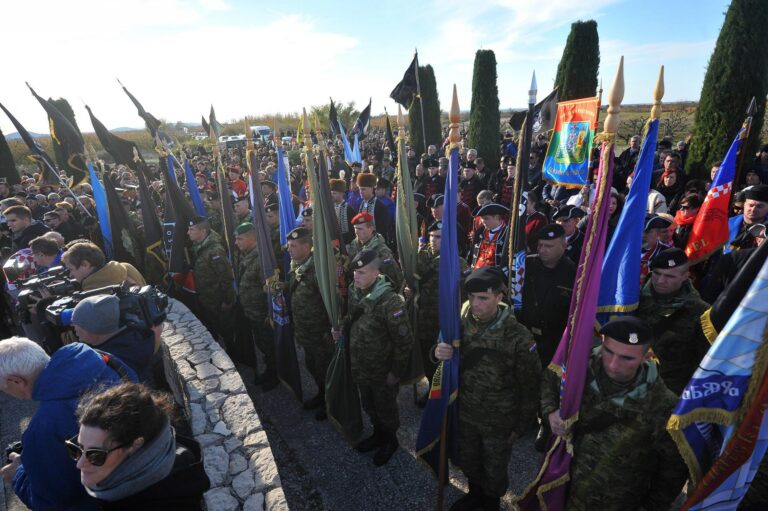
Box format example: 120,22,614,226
541,348,688,511
191,231,235,310
269,223,283,272
459,302,540,434
346,232,403,291
415,246,468,329
289,254,331,344
344,275,412,383
636,280,710,395
237,245,268,322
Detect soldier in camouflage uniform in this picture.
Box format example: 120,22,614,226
346,212,403,291
187,216,236,347
333,249,413,466
234,195,252,225
265,202,284,271
636,248,709,394
436,267,540,511
233,222,278,390
542,316,688,511
407,220,468,407
286,226,333,419
204,192,224,236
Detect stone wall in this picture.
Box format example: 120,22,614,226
161,299,288,511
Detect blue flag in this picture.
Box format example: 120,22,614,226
87,162,113,260
352,132,361,165
596,119,659,325
276,146,296,247
183,160,207,217
415,145,461,475
337,121,357,165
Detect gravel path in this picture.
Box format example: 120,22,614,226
239,345,544,511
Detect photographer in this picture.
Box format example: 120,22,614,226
70,295,157,384
0,337,135,510
61,242,145,291
29,235,63,274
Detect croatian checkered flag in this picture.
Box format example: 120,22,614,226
685,126,746,264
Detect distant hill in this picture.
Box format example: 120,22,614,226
4,131,47,141
112,127,141,133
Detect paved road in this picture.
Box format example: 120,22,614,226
0,392,38,511
239,345,544,511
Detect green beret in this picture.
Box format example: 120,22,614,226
234,222,256,235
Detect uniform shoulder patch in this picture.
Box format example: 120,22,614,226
392,309,404,318
212,255,221,260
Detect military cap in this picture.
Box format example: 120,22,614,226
287,226,311,241
536,223,565,240
301,207,313,217
265,202,279,213
748,223,766,238
207,191,220,200
600,316,653,345
438,157,449,166
376,178,390,189
350,249,379,269
427,194,445,208
329,179,346,193
234,194,250,204
356,172,377,188
189,215,209,227
226,165,241,173
464,267,506,294
234,222,256,235
649,247,688,270
644,215,673,232
553,205,586,221
413,192,426,203
743,184,768,203
261,180,278,191
427,220,443,233
474,202,510,217
351,212,374,225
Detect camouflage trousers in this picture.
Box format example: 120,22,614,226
417,321,440,381
296,333,334,390
200,305,233,348
358,382,400,433
249,318,276,378
458,417,513,498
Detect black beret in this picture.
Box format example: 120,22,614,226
413,192,426,203
536,223,565,240
261,180,278,191
428,194,445,208
743,184,768,203
189,215,209,227
600,316,653,345
265,202,279,213
427,220,443,233
464,267,506,294
350,249,379,269
644,215,673,232
234,194,250,203
234,222,255,235
649,247,688,270
553,205,586,221
301,207,313,217
287,226,311,241
475,202,510,217
748,223,766,238
376,178,390,189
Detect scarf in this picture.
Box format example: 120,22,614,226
85,419,176,502
674,208,697,226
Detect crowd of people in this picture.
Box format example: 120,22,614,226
0,121,766,510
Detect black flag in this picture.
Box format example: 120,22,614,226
350,98,371,141
201,116,210,138
329,98,339,137
103,174,143,269
390,54,418,108
509,88,558,137
136,167,168,289
86,105,146,172
0,127,21,185
385,113,396,152
0,102,59,184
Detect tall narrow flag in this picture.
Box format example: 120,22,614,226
0,102,59,185
509,88,559,138
390,54,419,108
596,118,659,324
667,248,768,511
685,125,746,263
0,127,21,185
103,174,143,268
136,165,168,288
87,162,113,260
328,98,339,137
184,159,207,217
86,105,146,173
350,99,371,141
337,121,357,165
542,96,600,188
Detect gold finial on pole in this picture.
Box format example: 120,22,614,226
602,56,625,136
449,84,460,145
650,65,665,121
245,117,254,152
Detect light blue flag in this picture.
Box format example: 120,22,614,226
352,132,361,164
183,160,207,217
87,162,113,260
596,119,659,325
337,121,356,165
276,146,296,247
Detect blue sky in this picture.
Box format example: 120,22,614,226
0,0,731,134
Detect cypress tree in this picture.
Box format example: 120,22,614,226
408,64,442,156
554,20,600,102
686,0,768,178
468,50,500,165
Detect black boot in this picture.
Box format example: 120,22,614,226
372,432,399,466
314,406,327,421
303,391,325,410
482,495,500,511
416,391,429,409
534,423,551,453
253,371,267,385
449,481,484,511
355,427,386,453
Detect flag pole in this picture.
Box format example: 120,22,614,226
414,49,428,155
733,96,757,191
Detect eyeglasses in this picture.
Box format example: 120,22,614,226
64,435,130,466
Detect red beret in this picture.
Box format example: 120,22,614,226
351,212,374,225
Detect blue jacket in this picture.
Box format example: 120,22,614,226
98,327,156,384
13,343,135,510
724,215,743,254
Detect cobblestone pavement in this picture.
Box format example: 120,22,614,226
238,345,544,511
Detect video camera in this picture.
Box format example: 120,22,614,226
15,266,79,323
45,283,169,333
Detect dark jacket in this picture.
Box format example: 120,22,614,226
96,436,210,511
97,327,156,383
56,219,86,243
12,221,49,251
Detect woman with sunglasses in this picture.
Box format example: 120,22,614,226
70,382,209,510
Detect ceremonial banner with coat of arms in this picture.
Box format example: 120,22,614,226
542,97,600,188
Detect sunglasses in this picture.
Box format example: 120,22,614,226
65,435,130,466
